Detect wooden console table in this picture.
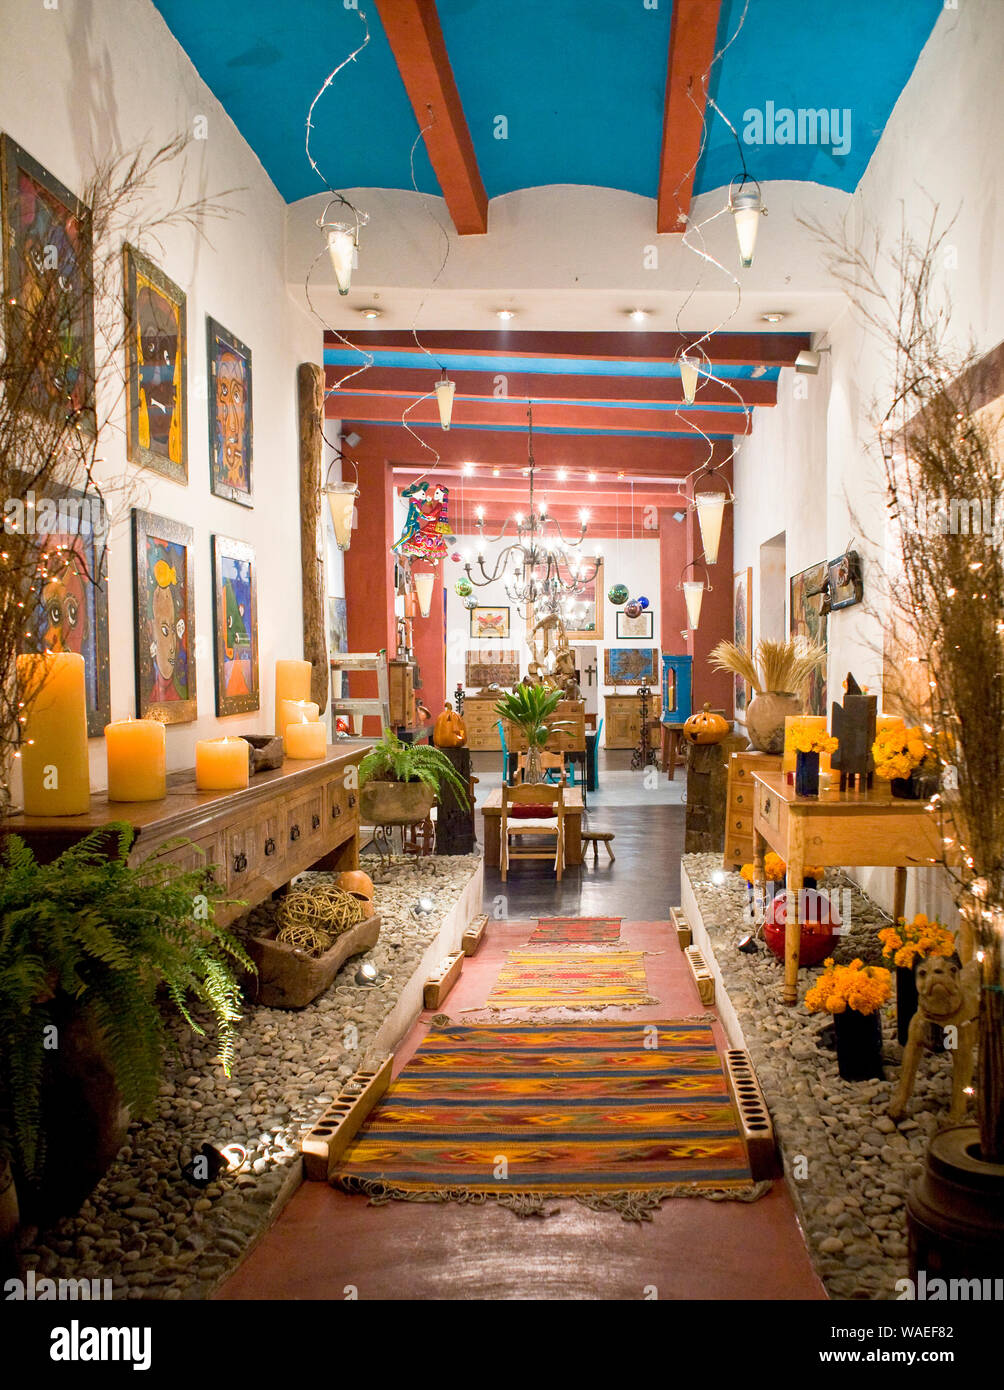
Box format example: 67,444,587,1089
0,744,371,927
751,770,946,1005
482,786,584,868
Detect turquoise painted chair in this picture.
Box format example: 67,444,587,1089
496,720,512,784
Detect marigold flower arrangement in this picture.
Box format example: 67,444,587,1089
871,725,928,781
804,958,892,1016
786,719,839,756
739,852,786,885
878,913,956,969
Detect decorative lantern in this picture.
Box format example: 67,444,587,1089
325,481,358,551
695,490,728,566
414,570,436,619
679,354,700,405
434,373,456,430
729,177,766,269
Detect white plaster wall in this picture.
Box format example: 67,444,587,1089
2,0,321,790
732,0,1004,920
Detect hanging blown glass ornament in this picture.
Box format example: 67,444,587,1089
637,596,650,610
455,578,473,598
608,584,629,605
624,599,642,619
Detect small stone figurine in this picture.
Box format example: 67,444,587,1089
830,672,876,790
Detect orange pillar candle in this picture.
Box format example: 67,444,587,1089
284,720,327,760
783,715,832,776
105,718,167,801
195,737,250,791
278,699,319,752
274,660,312,736
17,652,91,815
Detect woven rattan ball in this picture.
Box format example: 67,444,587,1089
275,920,333,957
275,884,364,953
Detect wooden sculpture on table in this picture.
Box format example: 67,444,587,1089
830,672,876,790
889,954,979,1122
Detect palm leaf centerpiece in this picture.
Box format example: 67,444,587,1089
494,685,564,783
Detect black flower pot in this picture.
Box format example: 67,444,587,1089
896,964,919,1046
795,750,820,797
834,1008,884,1081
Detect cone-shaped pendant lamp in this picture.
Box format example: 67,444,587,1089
434,374,456,430
729,179,765,269
414,570,436,619
683,579,705,629
325,223,357,295
679,355,700,405
325,481,358,551
695,491,727,565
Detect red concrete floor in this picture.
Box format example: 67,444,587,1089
218,921,826,1301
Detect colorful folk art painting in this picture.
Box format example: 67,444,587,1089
1,138,94,423
212,535,259,717
124,246,187,481
207,318,253,506
132,509,197,724
790,563,828,716
604,647,658,687
393,481,451,562
733,567,752,718
470,606,509,639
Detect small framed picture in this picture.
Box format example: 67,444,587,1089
123,244,188,483
616,609,653,640
211,535,259,717
131,509,197,724
207,316,253,506
469,605,510,639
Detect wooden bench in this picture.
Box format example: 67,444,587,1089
581,830,615,864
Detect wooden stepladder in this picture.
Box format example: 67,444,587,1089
329,651,392,734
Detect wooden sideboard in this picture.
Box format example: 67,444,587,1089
0,744,370,927
723,750,783,870
463,696,503,750
604,693,645,748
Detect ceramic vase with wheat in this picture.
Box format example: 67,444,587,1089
745,691,802,754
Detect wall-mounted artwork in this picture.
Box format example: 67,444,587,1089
329,596,348,654
827,551,863,611
469,605,510,639
211,535,259,717
0,135,94,425
21,485,110,737
466,649,520,689
790,562,828,716
733,567,753,720
616,609,653,640
123,244,187,483
132,509,197,724
527,558,603,641
604,647,658,687
207,316,253,506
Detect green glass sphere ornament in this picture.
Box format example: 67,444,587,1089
608,583,629,606
454,578,473,598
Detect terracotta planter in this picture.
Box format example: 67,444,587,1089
745,691,802,753
247,914,381,1010
907,1124,1004,1280
360,780,435,825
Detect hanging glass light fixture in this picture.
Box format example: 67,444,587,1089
694,490,728,565
317,201,369,295
679,353,701,405
463,405,600,616
434,372,456,430
728,176,766,269
678,561,712,630
414,570,436,618
323,452,359,552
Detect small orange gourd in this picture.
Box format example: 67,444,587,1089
684,703,730,745
433,702,467,748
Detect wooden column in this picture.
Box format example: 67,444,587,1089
298,363,328,713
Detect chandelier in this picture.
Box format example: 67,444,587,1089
463,405,600,616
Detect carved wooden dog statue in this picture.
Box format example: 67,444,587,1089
889,953,979,1122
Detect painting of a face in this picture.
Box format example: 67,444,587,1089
146,543,188,702
136,277,182,463
132,510,196,724
207,319,252,505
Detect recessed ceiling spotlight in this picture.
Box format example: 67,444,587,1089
761,311,786,324
461,462,475,475
588,471,597,482
557,467,568,481
359,307,382,319
495,309,516,321
492,468,500,476
627,309,650,323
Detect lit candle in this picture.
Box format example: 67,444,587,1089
17,652,91,816
274,659,312,736
877,714,906,735
284,720,327,760
279,699,320,752
105,718,167,802
195,737,250,791
782,715,832,777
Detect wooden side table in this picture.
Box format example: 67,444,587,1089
661,722,687,778
751,771,946,1005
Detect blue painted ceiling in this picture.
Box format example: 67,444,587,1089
152,0,940,205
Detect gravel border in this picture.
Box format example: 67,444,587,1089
683,852,956,1301
14,853,482,1301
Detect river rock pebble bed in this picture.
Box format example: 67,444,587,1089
684,852,956,1301
15,852,482,1301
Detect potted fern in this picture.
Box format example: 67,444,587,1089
710,638,827,753
358,729,470,826
0,823,251,1225
494,684,564,784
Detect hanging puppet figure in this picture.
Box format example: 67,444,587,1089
393,481,451,563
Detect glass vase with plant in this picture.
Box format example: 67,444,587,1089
494,684,564,784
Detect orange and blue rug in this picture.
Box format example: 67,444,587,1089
528,916,622,945
330,1018,767,1219
482,948,655,1010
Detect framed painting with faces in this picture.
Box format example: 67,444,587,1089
206,316,253,507
131,508,198,724
123,244,188,484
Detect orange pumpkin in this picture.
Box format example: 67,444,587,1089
336,869,375,901
684,703,730,745
433,702,467,748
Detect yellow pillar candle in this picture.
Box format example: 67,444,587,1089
284,720,327,760
17,652,91,816
279,699,319,752
877,714,907,735
782,715,832,776
195,737,250,791
105,718,167,802
274,659,312,736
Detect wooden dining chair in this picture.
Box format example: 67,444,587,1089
500,782,566,881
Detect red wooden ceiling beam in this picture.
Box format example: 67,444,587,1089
327,329,811,365
375,0,487,235
333,394,750,435
657,0,722,233
325,365,776,408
